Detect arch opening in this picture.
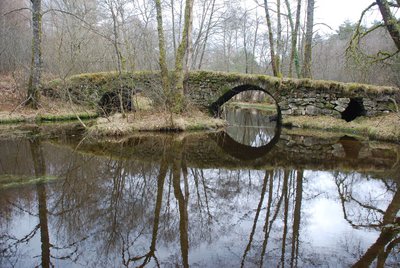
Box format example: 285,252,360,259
341,98,366,122
208,85,282,159
98,89,138,116
210,84,282,124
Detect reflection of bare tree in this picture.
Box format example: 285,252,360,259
241,169,304,267
122,153,168,267
335,173,385,228
172,144,190,268
121,136,190,268
352,188,400,268
335,172,400,267
290,170,303,268
241,170,270,268
30,137,51,268
1,136,77,267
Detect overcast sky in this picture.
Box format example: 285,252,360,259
316,0,382,34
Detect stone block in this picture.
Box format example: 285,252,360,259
293,108,305,115
305,105,320,115
321,109,333,115
281,109,293,115
278,101,289,109
333,97,350,105
334,105,347,112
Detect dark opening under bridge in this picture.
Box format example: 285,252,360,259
60,70,400,121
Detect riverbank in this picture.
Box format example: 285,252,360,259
227,101,400,143
0,84,225,136
283,113,400,143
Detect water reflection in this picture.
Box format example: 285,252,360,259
222,107,278,147
0,128,399,267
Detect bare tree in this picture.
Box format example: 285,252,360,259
27,0,43,109
263,0,280,76
285,0,302,78
302,0,314,78
154,0,194,112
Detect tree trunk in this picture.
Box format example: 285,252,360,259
184,0,194,73
285,0,302,78
154,0,170,99
198,0,216,70
263,0,279,77
276,0,282,75
171,0,177,59
376,0,400,50
172,0,194,112
251,16,260,73
243,12,249,74
302,0,314,78
109,0,125,117
27,0,42,109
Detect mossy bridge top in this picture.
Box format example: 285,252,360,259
50,70,400,120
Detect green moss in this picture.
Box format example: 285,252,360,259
226,102,276,112
324,103,335,109
186,123,206,131
0,117,26,124
38,112,98,122
0,174,58,189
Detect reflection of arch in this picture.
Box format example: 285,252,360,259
209,84,282,124
339,135,362,159
210,122,281,161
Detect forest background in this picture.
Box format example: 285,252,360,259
0,0,399,97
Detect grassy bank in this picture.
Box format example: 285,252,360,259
88,110,226,137
283,113,400,143
0,111,98,124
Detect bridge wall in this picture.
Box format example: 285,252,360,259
57,71,400,118
187,71,399,118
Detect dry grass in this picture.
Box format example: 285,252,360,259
88,109,226,137
0,96,97,123
1,73,97,123
283,113,400,142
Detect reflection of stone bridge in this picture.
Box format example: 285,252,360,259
75,131,400,176
1,130,398,177
64,71,399,120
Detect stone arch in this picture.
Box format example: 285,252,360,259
209,84,282,124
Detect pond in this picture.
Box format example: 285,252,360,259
0,108,399,268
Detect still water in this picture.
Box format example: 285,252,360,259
0,108,399,268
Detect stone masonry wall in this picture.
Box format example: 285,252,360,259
60,71,399,118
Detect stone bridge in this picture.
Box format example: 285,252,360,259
60,71,400,120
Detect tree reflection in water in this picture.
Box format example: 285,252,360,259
0,130,399,267
335,172,400,268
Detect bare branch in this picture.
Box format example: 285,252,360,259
42,8,118,44
348,2,378,49
3,7,32,16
